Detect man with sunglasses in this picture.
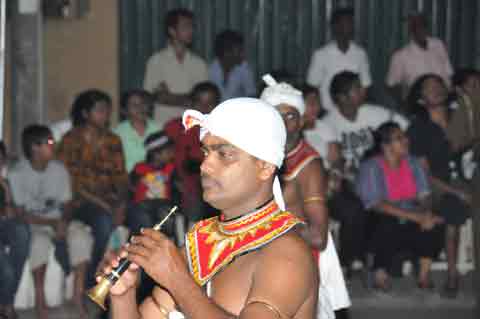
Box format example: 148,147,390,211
8,125,93,319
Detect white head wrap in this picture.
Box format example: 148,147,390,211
260,74,305,115
182,97,287,210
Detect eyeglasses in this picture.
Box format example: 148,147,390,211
280,112,299,121
38,138,55,146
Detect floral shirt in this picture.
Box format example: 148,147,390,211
57,127,128,205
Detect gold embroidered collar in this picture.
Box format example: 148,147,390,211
185,200,303,286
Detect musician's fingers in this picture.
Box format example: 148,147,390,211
126,243,151,258
141,228,169,242
131,234,157,249
126,253,149,269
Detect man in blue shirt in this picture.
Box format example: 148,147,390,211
209,30,256,101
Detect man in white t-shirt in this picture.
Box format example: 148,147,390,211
323,70,408,275
307,7,372,113
386,12,453,107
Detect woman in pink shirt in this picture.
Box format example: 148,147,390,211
356,122,444,291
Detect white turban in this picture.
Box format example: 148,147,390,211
260,74,305,115
182,97,287,210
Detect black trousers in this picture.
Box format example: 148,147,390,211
328,189,366,267
369,213,444,271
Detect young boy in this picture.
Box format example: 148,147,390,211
127,131,177,238
8,125,93,319
131,131,175,203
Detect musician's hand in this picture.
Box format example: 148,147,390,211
96,248,140,296
417,212,443,231
126,228,189,291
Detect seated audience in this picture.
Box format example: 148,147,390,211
49,90,106,143
0,142,30,319
356,122,443,291
323,71,408,275
127,131,176,235
301,83,342,172
386,12,453,109
8,125,93,319
209,29,256,101
406,74,471,298
164,82,220,223
114,89,159,172
57,90,128,287
307,7,372,112
448,68,480,152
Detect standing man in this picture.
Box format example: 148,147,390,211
144,8,208,107
209,30,256,101
307,7,372,113
261,75,350,318
386,12,453,108
101,98,318,319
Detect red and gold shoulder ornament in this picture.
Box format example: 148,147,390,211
185,201,304,286
283,139,320,181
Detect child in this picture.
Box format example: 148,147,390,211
127,131,177,237
131,131,175,203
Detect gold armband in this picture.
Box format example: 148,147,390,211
303,195,326,204
244,300,283,319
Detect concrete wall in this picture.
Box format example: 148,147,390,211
44,0,119,123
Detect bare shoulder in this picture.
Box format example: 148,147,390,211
258,231,317,278
297,157,325,187
300,157,324,176
244,231,318,318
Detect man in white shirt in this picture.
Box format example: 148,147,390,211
324,71,408,275
386,12,453,107
307,7,372,112
143,8,208,107
325,71,408,172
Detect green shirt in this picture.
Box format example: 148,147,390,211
113,120,159,172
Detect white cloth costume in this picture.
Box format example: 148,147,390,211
261,75,351,318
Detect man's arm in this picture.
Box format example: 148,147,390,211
154,82,192,107
240,234,318,318
297,158,329,251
